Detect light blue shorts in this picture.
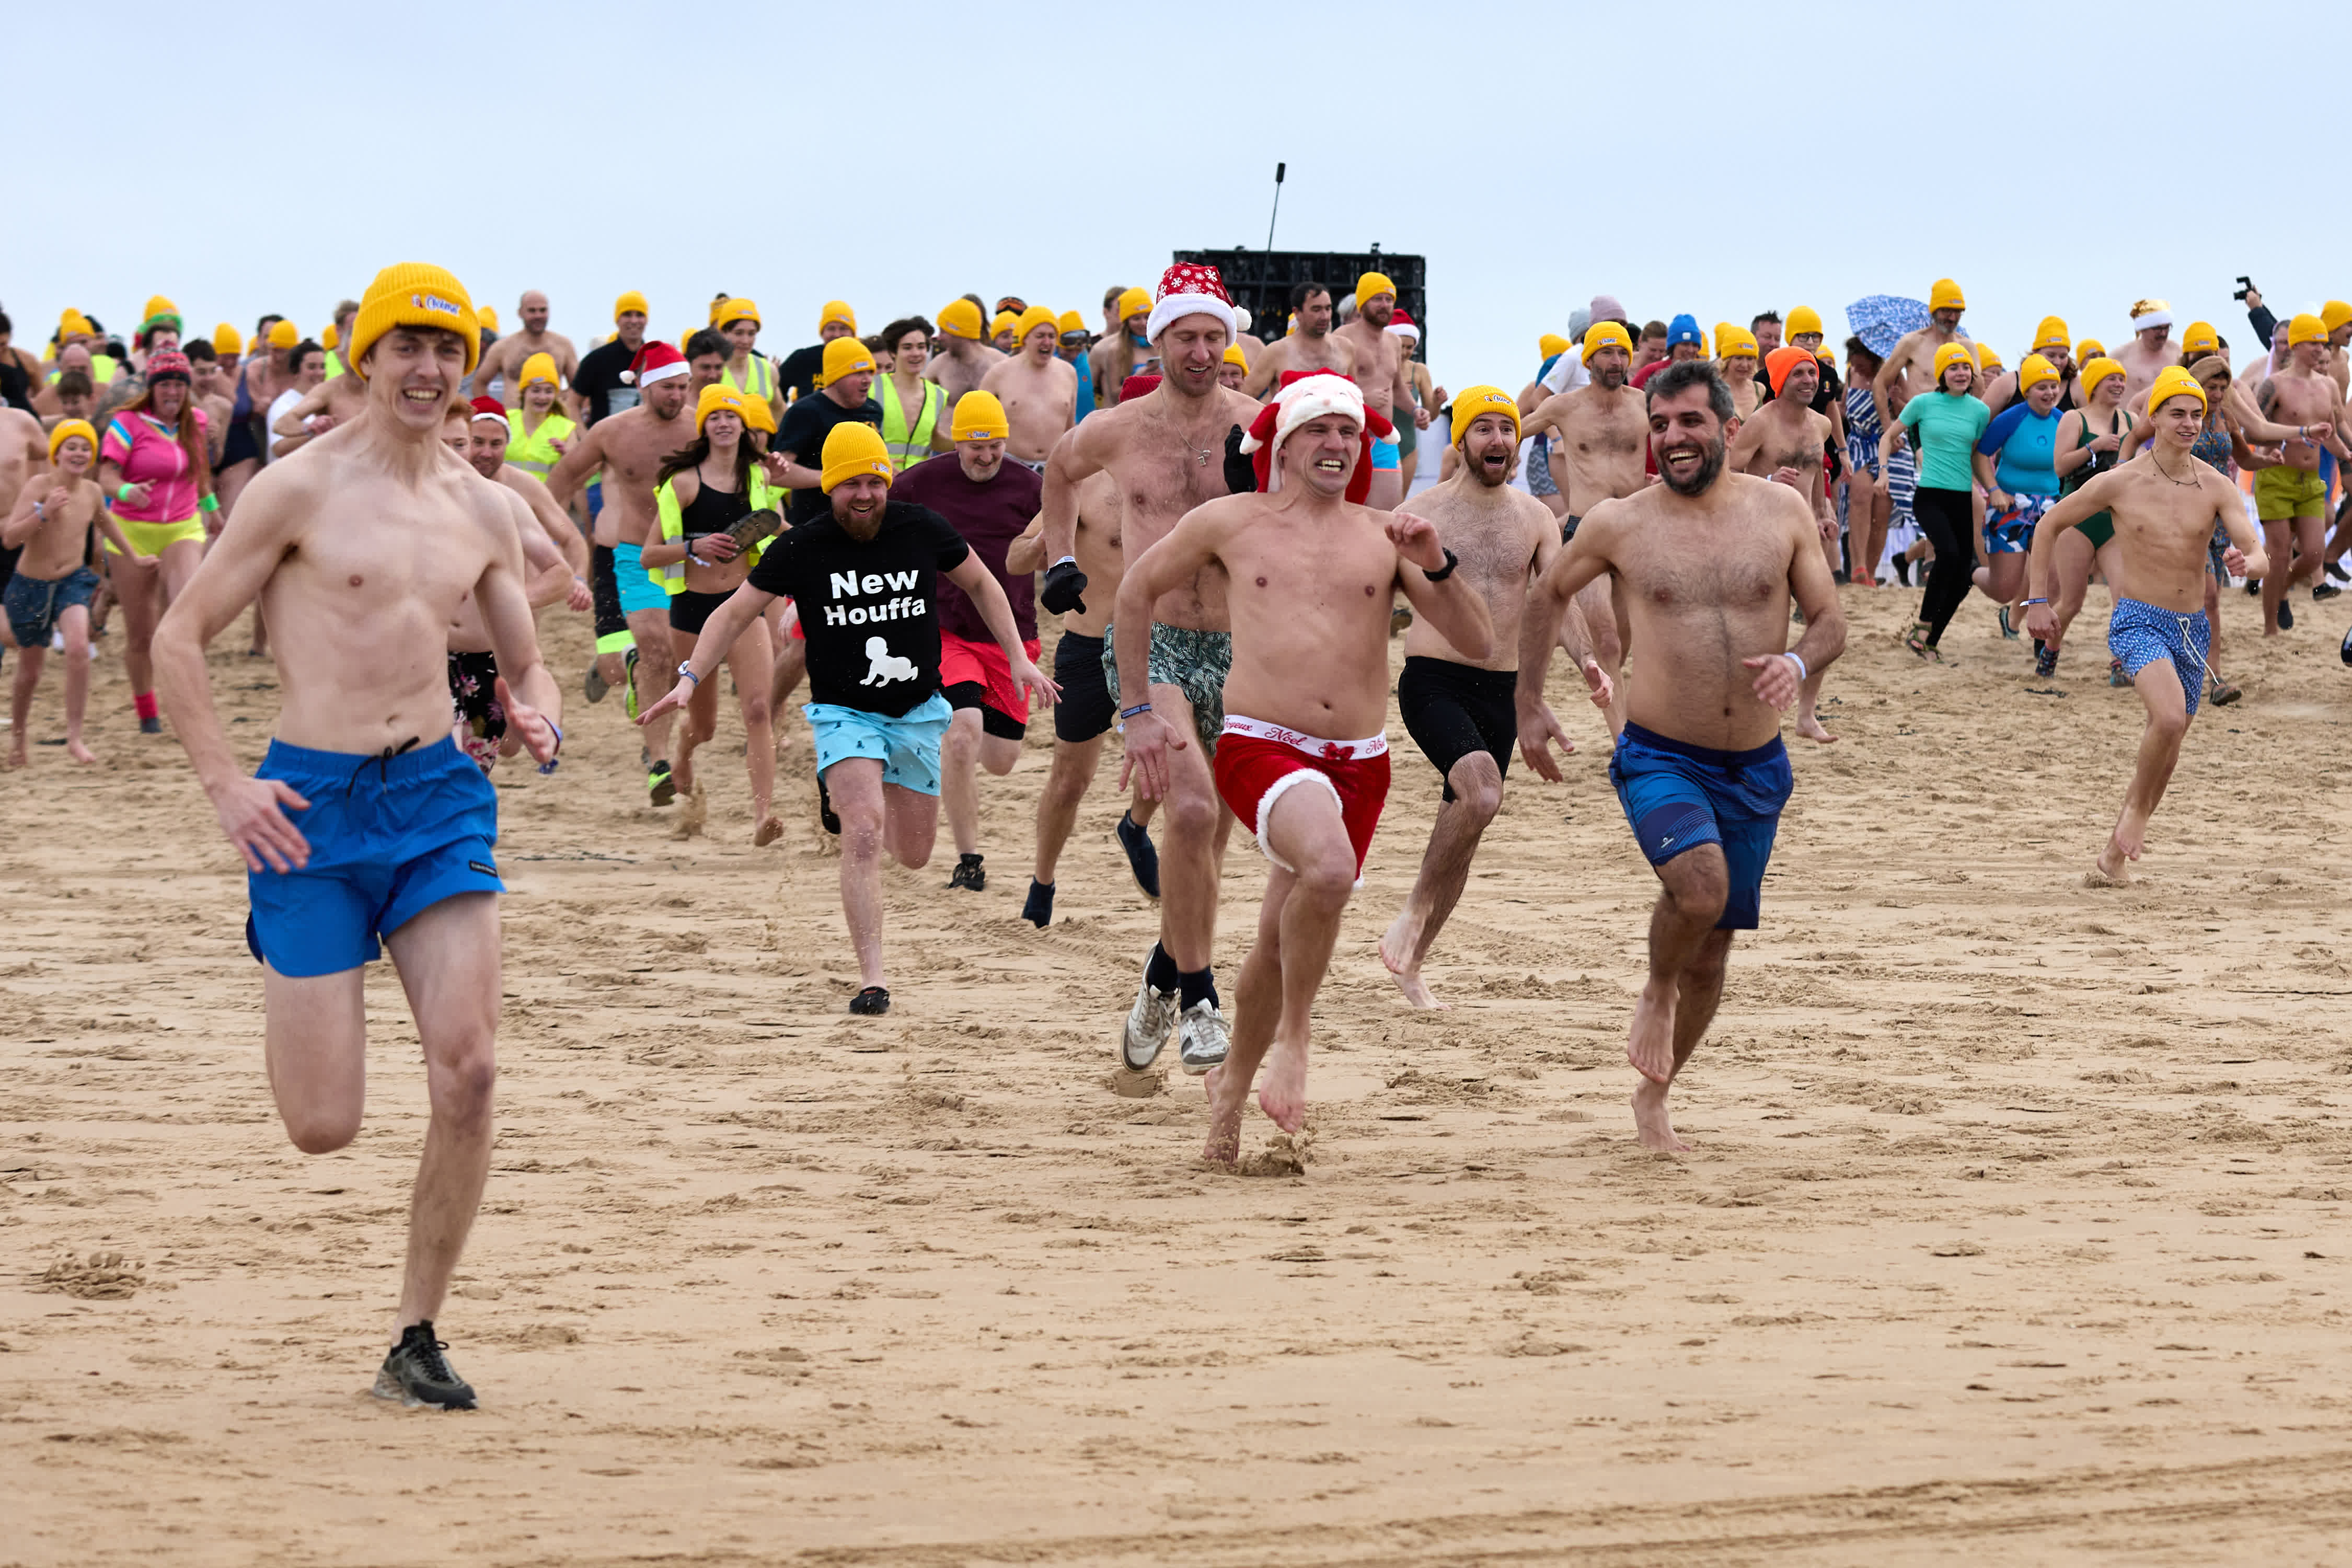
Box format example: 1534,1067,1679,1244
611,540,668,618
1370,436,1401,471
806,693,952,795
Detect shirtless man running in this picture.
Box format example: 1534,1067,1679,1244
474,290,581,410
149,264,561,1409
2251,315,2352,633
1377,388,1575,1008
1117,369,1493,1160
2026,368,2267,885
1516,362,1846,1151
979,306,1078,470
927,299,1007,420
546,341,697,803
1038,264,1261,1075
1242,283,1355,397
1872,278,1970,441
1333,271,1425,509
1728,345,1842,743
1513,321,1647,737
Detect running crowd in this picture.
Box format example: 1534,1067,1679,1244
0,264,2331,1409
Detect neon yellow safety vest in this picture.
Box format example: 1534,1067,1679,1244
48,355,119,385
721,353,776,403
505,408,577,479
650,470,781,595
874,373,942,471
324,350,346,379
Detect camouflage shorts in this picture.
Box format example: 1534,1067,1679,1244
1100,621,1231,756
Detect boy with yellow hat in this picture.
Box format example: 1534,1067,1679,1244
5,415,128,766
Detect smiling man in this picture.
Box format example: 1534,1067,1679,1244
1515,362,1844,1154
1117,369,1493,1162
151,262,563,1411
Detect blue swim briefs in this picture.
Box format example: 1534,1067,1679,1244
806,693,953,796
245,735,503,977
1370,436,1401,471
2107,597,2211,717
1607,721,1793,930
611,539,669,617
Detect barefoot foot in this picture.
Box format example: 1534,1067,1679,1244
66,740,96,765
1201,1065,1243,1167
1795,714,1838,745
1625,984,1678,1085
1379,913,1448,1009
1256,1038,1309,1134
1631,1078,1689,1151
753,813,782,847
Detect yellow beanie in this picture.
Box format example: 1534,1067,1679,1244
715,297,760,331
820,335,875,388
1014,304,1058,345
614,290,650,321
1716,325,1759,360
211,323,243,356
518,351,559,389
1785,305,1824,338
268,319,299,351
1929,278,1966,313
59,309,94,338
1973,340,2003,372
2077,338,2105,360
820,422,893,492
1222,343,1249,369
1057,309,1087,337
478,305,499,332
989,310,1020,340
2324,301,2352,335
2025,316,2067,354
819,299,857,334
2080,356,2124,396
1538,332,1570,360
1115,286,1151,324
2180,320,2219,355
1582,320,1634,364
348,261,480,378
1931,341,1975,385
1450,385,1521,447
938,299,984,341
694,382,757,434
950,389,1009,442
1356,271,1397,305
322,322,340,351
2289,313,2328,348
2147,365,2207,414
47,418,96,461
2017,354,2059,393
143,294,178,325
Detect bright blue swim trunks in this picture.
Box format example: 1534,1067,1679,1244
245,735,503,977
806,693,953,796
611,539,668,617
1370,436,1401,471
2108,597,2211,717
1607,721,1793,930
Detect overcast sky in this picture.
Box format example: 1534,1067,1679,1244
12,1,2348,394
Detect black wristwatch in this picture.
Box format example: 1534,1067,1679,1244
1423,546,1460,582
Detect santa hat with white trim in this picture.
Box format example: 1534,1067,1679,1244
1236,370,1394,501
1146,261,1237,344
619,340,688,387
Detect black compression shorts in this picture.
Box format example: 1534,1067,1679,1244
1398,654,1515,803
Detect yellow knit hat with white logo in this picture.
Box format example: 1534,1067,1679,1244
348,262,480,377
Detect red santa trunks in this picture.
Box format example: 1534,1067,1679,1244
1211,715,1390,885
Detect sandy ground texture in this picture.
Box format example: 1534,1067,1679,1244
7,579,2352,1567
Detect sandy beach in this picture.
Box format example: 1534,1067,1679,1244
6,581,2351,1565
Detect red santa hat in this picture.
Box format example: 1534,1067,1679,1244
1384,308,1420,342
1146,261,1237,345
468,396,510,429
1120,373,1163,403
619,340,688,387
1236,370,1393,500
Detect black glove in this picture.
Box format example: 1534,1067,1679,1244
1223,423,1256,495
1041,558,1088,616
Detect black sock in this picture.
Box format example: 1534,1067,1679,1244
1145,941,1179,993
1178,966,1217,1011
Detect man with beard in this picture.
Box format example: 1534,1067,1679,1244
979,306,1079,470
1514,320,1647,739
640,423,1053,1016
474,290,580,411
1036,264,1262,1077
1117,370,1492,1161
1378,387,1589,1008
546,341,697,803
1728,347,1841,743
1515,363,1844,1152
1331,271,1425,509
1871,278,1971,440
1242,282,1356,395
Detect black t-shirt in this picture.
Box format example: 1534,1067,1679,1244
745,502,971,716
777,343,826,403
775,393,884,523
574,338,642,426
0,356,30,412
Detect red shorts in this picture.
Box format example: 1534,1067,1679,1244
939,631,1041,733
1211,716,1390,883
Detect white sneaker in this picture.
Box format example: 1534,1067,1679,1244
1121,970,1179,1071
1177,999,1230,1075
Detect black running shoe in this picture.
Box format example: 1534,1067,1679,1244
373,1321,476,1410
2244,578,2262,596
2279,601,2295,631
948,852,986,891
2315,582,2342,602
139,715,163,735
1021,879,1054,928
1116,811,1160,900
647,759,676,806
849,985,890,1016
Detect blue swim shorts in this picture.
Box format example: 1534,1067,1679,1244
245,735,503,977
5,565,99,648
1607,721,1794,931
612,539,669,618
2108,597,2211,717
806,693,953,796
1370,436,1401,471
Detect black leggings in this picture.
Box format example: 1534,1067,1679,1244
1912,486,1975,647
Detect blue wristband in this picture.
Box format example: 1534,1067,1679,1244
537,720,563,775
1120,701,1152,720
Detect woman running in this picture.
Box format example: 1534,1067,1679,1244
1971,353,2066,637
642,383,783,845
504,353,575,481
1882,342,1989,660
1841,337,1909,586
2037,356,2133,679
96,350,212,731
